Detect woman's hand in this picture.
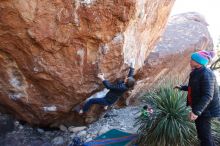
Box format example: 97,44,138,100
174,85,181,90
189,111,198,121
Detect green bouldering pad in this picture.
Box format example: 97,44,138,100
83,129,137,146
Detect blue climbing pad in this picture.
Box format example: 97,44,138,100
83,129,138,146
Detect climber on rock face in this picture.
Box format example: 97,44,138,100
79,60,136,114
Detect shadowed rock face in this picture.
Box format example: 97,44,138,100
0,113,14,138
130,12,213,101
0,0,174,126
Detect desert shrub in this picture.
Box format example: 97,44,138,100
136,85,197,146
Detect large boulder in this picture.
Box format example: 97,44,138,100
0,0,174,126
130,12,213,100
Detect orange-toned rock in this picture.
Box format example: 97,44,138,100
0,0,174,126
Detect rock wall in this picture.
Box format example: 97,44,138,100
0,0,174,125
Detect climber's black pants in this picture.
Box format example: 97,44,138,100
82,97,111,112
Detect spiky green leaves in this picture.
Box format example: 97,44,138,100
136,86,198,146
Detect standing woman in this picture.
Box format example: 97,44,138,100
176,50,220,146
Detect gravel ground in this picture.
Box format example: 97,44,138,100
0,105,142,146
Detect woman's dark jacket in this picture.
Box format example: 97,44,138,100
181,67,220,118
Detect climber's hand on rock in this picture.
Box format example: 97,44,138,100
98,73,105,81
129,58,135,68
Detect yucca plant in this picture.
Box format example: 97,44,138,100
136,85,198,146
212,119,220,145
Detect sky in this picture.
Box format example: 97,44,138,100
171,0,220,47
